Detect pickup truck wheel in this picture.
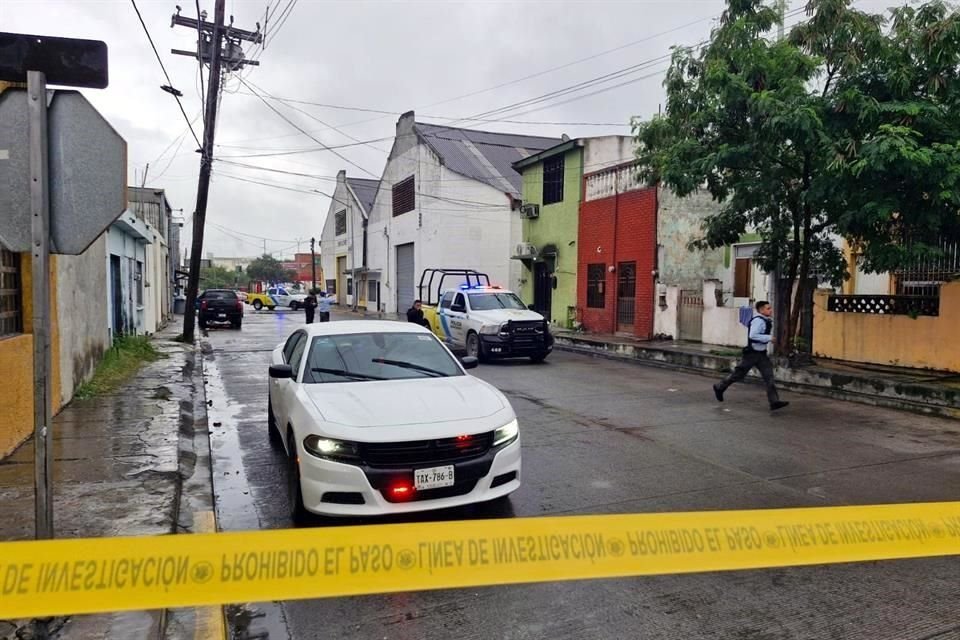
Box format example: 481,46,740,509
290,301,300,311
253,300,263,311
466,332,481,360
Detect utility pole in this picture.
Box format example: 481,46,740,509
310,237,317,291
174,2,262,342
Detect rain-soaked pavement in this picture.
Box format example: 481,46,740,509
0,325,206,639
203,310,960,640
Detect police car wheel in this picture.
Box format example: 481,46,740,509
466,332,481,359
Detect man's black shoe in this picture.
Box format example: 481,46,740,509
770,401,790,411
713,384,724,402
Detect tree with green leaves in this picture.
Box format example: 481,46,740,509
245,254,297,284
199,265,239,290
634,0,960,354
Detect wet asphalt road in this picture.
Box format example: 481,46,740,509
202,310,960,640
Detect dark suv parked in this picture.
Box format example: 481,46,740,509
198,289,243,329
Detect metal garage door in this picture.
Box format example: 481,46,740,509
395,243,415,313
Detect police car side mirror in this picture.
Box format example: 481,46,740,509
460,356,479,370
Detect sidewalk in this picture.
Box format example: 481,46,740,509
0,322,215,640
553,331,960,418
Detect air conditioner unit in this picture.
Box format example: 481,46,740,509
514,242,539,259
519,203,540,219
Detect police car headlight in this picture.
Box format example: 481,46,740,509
303,435,361,463
479,324,501,335
492,419,519,447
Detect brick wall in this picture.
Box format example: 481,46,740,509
577,186,657,337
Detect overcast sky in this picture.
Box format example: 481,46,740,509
3,0,896,260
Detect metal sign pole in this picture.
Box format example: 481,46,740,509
28,70,53,541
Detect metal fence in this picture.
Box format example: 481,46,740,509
893,239,960,297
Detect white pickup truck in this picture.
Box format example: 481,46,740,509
420,269,553,363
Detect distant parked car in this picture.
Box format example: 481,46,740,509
198,289,243,329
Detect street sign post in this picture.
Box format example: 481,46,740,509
0,33,112,552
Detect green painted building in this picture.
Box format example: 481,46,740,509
512,141,583,328
512,136,635,328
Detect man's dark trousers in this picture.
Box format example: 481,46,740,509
717,349,780,405
305,309,315,324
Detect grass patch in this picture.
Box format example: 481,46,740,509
74,336,162,399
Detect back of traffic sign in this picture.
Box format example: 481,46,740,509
0,33,108,89
0,88,126,255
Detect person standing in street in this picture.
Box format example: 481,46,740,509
303,289,318,324
406,300,431,329
713,300,790,411
317,290,332,322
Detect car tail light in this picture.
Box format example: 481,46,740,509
236,300,243,311
200,300,207,311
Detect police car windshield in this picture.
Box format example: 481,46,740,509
468,292,526,311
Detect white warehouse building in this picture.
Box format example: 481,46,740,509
326,112,560,315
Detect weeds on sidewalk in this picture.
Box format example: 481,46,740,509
74,336,162,399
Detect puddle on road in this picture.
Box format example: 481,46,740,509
203,350,292,640
203,356,260,531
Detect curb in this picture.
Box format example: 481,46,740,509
161,338,227,640
554,337,960,420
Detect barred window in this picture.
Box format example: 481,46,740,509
587,263,605,308
543,156,565,205
335,210,347,236
1,248,23,337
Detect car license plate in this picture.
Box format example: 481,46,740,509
217,313,226,318
414,465,454,491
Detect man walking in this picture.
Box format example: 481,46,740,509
303,289,318,324
317,291,332,322
713,300,789,411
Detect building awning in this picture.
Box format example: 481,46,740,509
110,209,153,244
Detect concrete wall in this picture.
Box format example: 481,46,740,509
583,136,636,173
813,281,960,372
518,147,582,327
653,284,679,338
656,187,726,290
702,280,748,347
55,234,110,405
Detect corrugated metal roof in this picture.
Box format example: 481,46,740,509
414,123,561,195
346,177,379,215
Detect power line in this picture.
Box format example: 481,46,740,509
236,75,380,178
241,78,393,154
130,0,203,148
423,13,721,112
230,92,634,127
265,0,298,48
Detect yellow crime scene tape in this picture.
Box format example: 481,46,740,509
2,502,960,618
